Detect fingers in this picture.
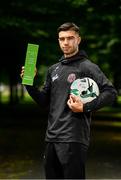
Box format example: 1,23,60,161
67,98,72,110
20,66,24,79
67,94,84,112
70,94,80,102
35,67,37,76
67,95,76,109
67,95,78,107
67,98,71,106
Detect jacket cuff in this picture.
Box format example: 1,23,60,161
83,103,91,113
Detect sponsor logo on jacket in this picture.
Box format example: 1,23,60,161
52,74,59,82
67,73,76,83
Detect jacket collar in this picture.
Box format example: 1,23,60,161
59,50,88,64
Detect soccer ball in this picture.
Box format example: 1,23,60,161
70,77,100,104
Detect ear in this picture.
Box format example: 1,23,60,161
78,36,81,45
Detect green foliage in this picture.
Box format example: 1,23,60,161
67,0,88,6
0,0,121,98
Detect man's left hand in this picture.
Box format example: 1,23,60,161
67,94,84,112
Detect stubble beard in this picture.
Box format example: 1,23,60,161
64,48,79,58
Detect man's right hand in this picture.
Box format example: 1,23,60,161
20,66,37,79
20,66,25,79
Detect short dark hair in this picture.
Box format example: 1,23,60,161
57,22,80,35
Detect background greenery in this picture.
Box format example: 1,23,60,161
0,0,121,105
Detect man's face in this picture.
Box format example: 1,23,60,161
58,30,81,57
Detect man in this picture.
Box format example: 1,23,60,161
21,22,117,179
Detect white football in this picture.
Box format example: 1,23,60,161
70,77,100,104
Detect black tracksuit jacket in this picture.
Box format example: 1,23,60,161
26,50,117,147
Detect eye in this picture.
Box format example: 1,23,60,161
58,37,65,41
67,36,75,40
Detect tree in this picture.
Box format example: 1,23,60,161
0,0,120,104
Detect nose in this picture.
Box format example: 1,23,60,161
63,38,69,44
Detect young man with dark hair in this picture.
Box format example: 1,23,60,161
21,22,117,179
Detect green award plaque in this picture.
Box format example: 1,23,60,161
22,43,39,86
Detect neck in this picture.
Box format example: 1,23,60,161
64,49,79,58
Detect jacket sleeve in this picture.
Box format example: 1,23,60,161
25,69,51,107
83,64,117,113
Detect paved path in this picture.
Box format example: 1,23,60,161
86,120,121,179
0,119,121,179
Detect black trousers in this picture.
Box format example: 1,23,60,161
44,142,88,179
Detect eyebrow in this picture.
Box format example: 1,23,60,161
58,36,75,40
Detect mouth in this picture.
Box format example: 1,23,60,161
63,47,70,51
